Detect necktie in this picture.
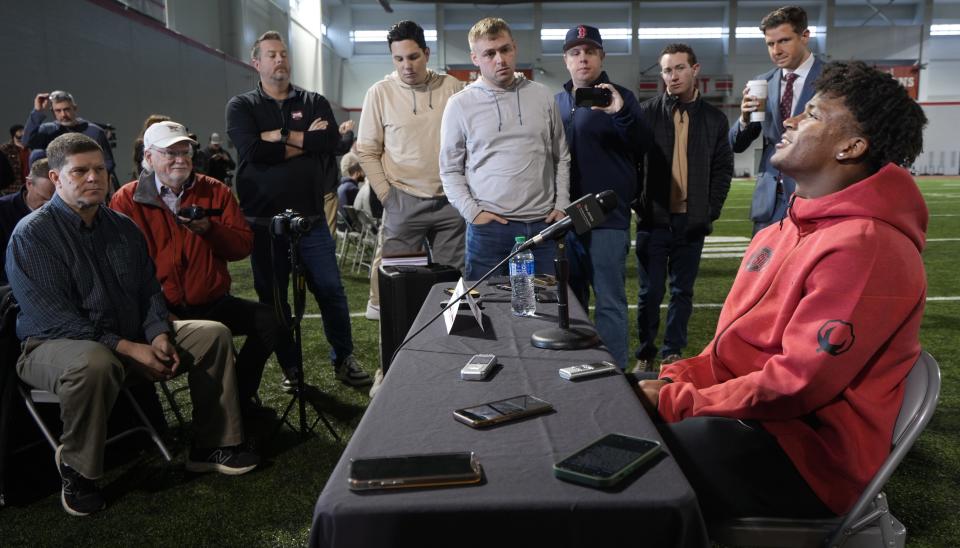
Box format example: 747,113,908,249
779,72,799,130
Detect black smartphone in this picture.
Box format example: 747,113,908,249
348,451,482,491
454,395,554,428
575,87,613,108
554,433,662,488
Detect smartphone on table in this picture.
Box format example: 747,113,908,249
453,395,553,428
348,451,482,491
554,433,662,488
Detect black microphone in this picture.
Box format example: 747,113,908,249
519,190,618,251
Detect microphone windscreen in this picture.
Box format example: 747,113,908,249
596,190,618,212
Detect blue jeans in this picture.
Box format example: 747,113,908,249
635,214,704,360
566,229,630,368
465,220,556,281
249,221,353,365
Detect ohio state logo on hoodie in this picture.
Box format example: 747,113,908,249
816,320,855,356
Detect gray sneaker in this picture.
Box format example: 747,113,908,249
335,355,373,387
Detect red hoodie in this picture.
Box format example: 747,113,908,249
657,164,927,515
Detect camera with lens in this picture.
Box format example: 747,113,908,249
270,209,312,237
176,205,223,221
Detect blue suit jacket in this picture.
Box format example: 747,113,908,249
729,56,822,224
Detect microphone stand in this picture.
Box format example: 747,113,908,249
530,238,600,350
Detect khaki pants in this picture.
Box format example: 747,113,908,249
324,192,338,237
16,320,243,479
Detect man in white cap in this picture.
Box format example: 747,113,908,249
112,121,286,420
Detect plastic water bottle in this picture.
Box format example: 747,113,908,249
509,236,537,317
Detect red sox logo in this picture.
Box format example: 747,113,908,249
816,320,855,356
578,26,587,39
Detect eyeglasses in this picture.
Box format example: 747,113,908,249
661,65,690,76
153,147,193,160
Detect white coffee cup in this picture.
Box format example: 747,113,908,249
746,80,768,122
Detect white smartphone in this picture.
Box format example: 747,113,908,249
559,361,618,380
461,354,497,380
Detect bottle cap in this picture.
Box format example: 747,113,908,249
515,235,526,243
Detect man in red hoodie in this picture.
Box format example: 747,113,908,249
632,61,928,521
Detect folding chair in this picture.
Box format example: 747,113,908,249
338,207,363,270
352,208,380,276
19,381,173,463
709,351,941,548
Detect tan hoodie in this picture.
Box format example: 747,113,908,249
357,69,464,200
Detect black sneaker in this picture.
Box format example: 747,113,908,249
186,445,260,475
335,355,372,387
56,445,105,516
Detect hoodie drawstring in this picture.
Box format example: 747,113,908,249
516,85,523,126
780,194,798,230
408,73,436,115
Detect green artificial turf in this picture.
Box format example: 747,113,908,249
0,178,957,546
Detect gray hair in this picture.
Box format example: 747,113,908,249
48,90,76,105
141,146,155,174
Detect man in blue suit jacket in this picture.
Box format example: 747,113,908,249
730,6,822,235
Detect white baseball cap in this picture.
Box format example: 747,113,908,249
144,121,198,150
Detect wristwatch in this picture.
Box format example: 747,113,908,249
280,127,289,145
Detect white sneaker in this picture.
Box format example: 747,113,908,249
368,368,384,398
365,301,380,321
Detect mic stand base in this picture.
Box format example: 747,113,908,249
531,326,600,350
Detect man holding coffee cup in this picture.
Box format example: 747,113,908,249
730,5,822,235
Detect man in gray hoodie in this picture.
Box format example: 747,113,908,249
440,17,571,280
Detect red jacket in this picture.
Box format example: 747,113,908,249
657,164,927,515
111,172,253,307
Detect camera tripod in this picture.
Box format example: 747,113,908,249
269,230,340,443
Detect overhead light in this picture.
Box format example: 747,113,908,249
541,28,632,40
351,30,437,42
638,27,727,40
735,26,820,38
931,24,960,36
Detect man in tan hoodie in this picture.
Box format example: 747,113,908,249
357,20,465,325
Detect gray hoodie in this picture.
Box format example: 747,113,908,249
439,74,570,223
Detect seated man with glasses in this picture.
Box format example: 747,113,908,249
112,121,288,420
9,133,258,516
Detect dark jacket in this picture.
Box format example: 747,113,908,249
22,111,116,174
226,83,342,219
0,189,30,284
637,92,733,237
729,56,823,224
555,72,643,230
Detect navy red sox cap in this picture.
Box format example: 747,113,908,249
563,25,603,52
